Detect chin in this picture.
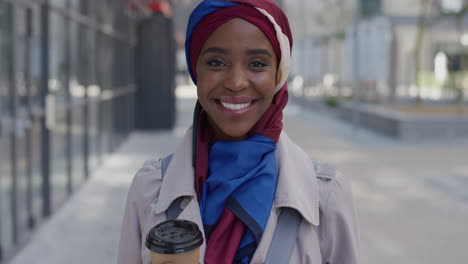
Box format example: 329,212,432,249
220,127,251,140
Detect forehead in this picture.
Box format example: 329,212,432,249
202,18,274,51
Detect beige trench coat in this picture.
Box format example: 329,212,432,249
117,128,360,264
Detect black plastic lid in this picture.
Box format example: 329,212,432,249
145,220,204,254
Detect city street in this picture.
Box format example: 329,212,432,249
9,90,468,264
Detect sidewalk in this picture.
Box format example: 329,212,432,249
8,97,196,264
9,95,468,264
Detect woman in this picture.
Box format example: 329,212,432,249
118,0,359,263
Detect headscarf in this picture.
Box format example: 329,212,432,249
185,1,292,263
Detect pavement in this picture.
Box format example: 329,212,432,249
8,89,468,264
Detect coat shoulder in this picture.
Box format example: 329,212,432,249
127,158,164,207
312,159,360,263
312,159,353,214
312,159,337,182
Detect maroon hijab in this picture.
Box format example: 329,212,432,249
188,1,292,262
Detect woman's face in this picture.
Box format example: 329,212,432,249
196,18,278,141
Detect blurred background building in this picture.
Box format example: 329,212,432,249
282,0,468,139
0,0,136,261
285,0,468,104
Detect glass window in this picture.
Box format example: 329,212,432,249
49,11,69,210
96,33,113,155
49,12,68,103
27,4,43,232
0,0,14,254
0,0,11,115
14,6,27,110
30,5,42,110
85,28,100,171
69,22,86,189
13,4,38,244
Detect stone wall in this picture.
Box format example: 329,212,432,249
340,103,468,139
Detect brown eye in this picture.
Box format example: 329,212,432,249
249,61,267,68
207,58,225,67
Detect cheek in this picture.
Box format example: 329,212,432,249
195,72,212,98
196,84,210,107
257,75,277,101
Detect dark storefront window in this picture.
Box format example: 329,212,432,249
361,0,382,18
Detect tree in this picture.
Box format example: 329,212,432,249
413,0,434,106
413,0,468,108
442,3,468,112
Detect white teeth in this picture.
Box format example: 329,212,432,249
220,101,252,110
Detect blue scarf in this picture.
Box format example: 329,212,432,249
200,135,278,262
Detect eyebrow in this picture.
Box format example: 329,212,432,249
246,49,273,57
201,47,273,58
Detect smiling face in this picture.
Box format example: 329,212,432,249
196,18,278,141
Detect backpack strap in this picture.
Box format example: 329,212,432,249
166,197,185,220
161,154,173,179
265,207,302,264
160,154,184,220
265,159,335,263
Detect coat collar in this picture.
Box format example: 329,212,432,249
274,131,320,226
154,127,197,215
154,128,320,226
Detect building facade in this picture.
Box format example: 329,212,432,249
286,0,468,102
0,0,136,262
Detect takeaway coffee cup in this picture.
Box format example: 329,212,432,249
146,219,203,264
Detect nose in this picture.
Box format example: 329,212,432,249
223,64,248,93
